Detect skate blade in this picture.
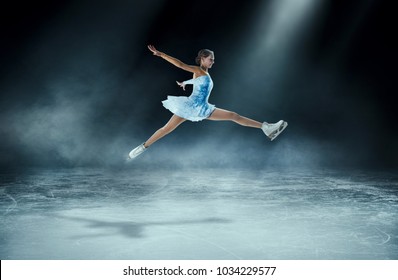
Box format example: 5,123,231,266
269,121,288,141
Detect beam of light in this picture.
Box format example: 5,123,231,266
204,0,330,170
221,0,325,107
251,0,324,60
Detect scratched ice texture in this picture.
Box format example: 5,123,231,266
0,167,397,259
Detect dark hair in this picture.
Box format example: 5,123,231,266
195,49,214,65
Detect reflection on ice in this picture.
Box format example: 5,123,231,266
0,167,397,259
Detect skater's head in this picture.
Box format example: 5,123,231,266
196,49,215,69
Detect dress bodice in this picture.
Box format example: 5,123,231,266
190,75,213,103
162,74,216,122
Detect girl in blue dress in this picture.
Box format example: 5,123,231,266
128,45,287,159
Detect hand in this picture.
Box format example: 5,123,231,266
148,45,162,56
176,81,186,91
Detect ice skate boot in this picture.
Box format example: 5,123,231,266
128,143,146,159
262,120,288,141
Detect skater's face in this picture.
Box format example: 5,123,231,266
201,54,215,69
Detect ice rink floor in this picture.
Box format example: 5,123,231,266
1,167,397,259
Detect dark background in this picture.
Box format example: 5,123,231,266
0,0,396,170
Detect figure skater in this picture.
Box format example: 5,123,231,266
128,45,287,159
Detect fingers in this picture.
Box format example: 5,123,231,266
147,45,156,53
148,45,162,57
176,81,185,90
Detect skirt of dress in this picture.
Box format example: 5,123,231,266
162,95,216,122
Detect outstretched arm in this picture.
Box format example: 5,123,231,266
148,45,199,74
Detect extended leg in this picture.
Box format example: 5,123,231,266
144,114,186,147
128,114,186,159
207,108,262,128
207,108,287,141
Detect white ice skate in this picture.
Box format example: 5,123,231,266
262,120,288,141
128,143,146,160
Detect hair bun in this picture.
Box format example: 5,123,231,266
195,49,214,65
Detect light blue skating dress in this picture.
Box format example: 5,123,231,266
162,74,216,122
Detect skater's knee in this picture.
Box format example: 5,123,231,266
229,111,240,121
158,126,170,134
160,123,175,134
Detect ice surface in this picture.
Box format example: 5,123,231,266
0,167,397,259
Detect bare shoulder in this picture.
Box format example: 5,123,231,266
193,67,208,78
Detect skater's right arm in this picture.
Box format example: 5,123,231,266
148,45,200,74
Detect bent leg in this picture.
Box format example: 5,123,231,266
144,114,186,147
207,108,262,128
